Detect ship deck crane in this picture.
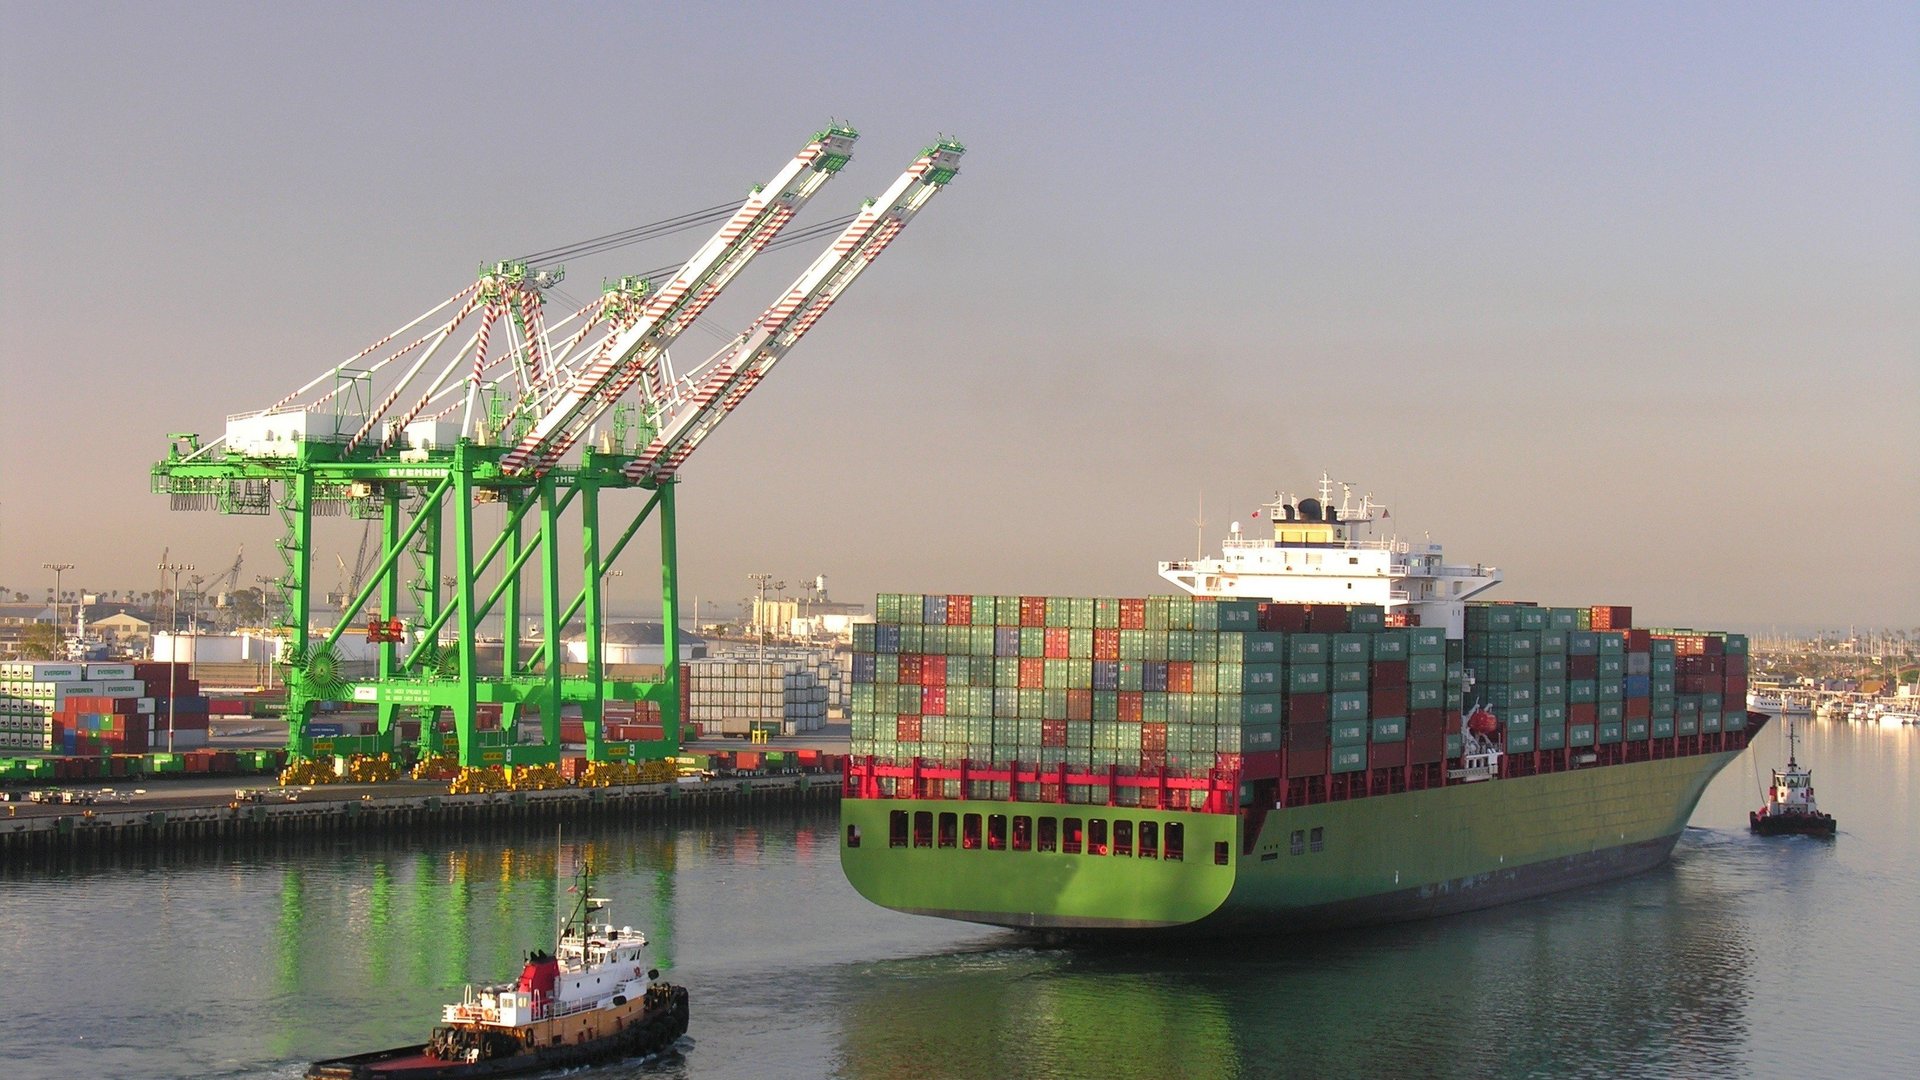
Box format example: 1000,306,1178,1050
149,127,962,769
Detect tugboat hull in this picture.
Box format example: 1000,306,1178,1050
307,985,689,1080
1749,811,1836,837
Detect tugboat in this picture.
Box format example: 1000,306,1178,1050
1749,712,1837,838
307,863,690,1079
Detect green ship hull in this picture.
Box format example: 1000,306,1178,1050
840,748,1742,935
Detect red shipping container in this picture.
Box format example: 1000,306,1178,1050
898,654,924,684
1371,661,1408,688
1369,742,1407,769
1067,689,1093,721
1018,657,1045,689
1305,605,1349,633
1589,605,1632,630
1118,598,1147,630
923,686,947,715
1167,661,1194,693
1093,628,1121,661
1725,655,1747,676
1286,721,1329,751
1408,730,1446,764
1040,719,1068,747
1241,750,1282,780
946,594,972,625
1118,692,1144,724
897,716,923,741
1384,610,1419,628
735,751,762,771
1371,686,1409,718
1570,655,1599,679
1286,746,1329,779
1625,698,1651,719
1020,596,1048,627
1044,628,1071,659
1409,708,1448,737
1622,629,1651,651
1140,723,1167,751
1288,693,1331,725
1259,603,1311,633
1568,702,1598,724
922,655,947,685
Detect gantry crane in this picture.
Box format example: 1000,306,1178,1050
152,128,963,766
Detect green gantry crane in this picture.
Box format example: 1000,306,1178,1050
151,129,963,767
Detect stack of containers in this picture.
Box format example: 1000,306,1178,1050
1535,608,1575,751
685,655,830,737
852,594,1751,804
1675,633,1725,738
1595,628,1626,746
1620,628,1653,744
0,661,206,753
854,593,1302,806
1406,626,1449,764
1567,626,1599,747
1649,636,1678,738
1465,605,1539,753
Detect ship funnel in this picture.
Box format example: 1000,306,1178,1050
1299,497,1322,521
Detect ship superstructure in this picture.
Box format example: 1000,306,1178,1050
1159,474,1500,638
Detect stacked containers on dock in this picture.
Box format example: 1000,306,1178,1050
685,653,830,737
0,661,206,753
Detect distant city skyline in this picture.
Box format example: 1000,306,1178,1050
3,3,1915,631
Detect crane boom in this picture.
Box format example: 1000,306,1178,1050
499,126,859,476
623,139,963,483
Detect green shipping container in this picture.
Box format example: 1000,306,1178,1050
1625,719,1650,740
1408,656,1445,683
1286,635,1330,664
1286,665,1328,694
1409,684,1446,711
1507,729,1536,753
1331,663,1370,691
1331,718,1370,746
1652,717,1675,738
1331,634,1370,661
1332,745,1368,773
1569,632,1599,656
1371,631,1409,660
1537,723,1567,750
1409,627,1447,655
1569,724,1597,747
1598,722,1624,745
1370,716,1406,743
1330,691,1369,722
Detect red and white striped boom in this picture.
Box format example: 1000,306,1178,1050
623,140,964,484
499,126,859,476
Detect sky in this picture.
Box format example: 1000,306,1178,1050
2,1,1915,633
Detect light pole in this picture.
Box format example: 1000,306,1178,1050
43,562,73,656
160,560,192,752
188,573,205,688
748,574,775,658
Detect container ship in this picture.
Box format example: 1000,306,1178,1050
839,478,1761,935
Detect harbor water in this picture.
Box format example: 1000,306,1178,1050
1,718,1913,1080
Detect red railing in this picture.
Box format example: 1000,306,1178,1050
842,756,1242,815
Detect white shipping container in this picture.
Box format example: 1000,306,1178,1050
86,664,136,680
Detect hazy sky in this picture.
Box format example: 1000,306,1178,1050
2,2,1915,632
